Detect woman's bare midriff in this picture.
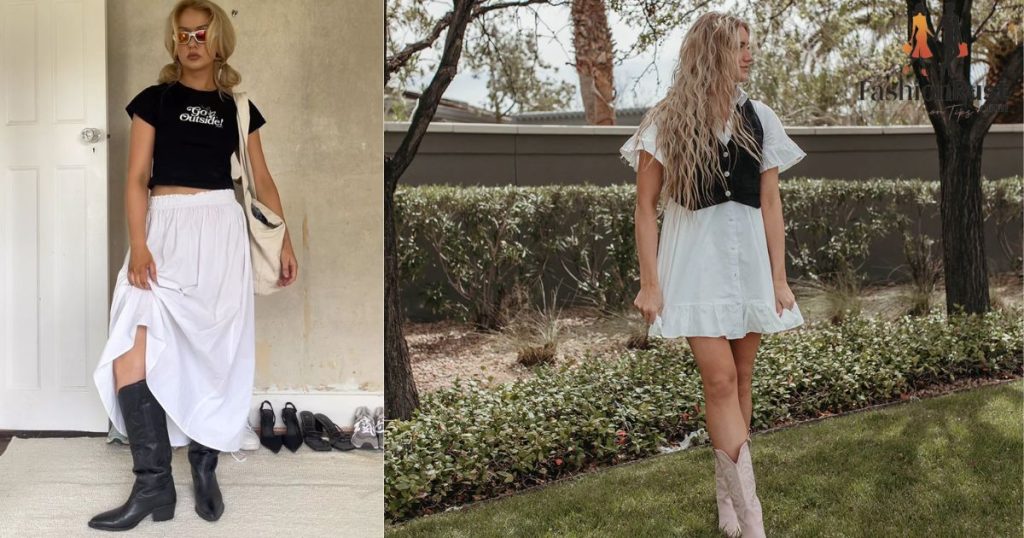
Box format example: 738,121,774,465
151,185,214,196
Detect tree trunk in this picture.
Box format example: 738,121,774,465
384,175,419,420
384,0,477,420
571,0,616,125
903,0,1022,316
937,128,990,314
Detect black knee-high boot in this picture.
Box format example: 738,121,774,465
188,440,225,521
88,379,177,531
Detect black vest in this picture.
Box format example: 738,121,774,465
674,99,764,210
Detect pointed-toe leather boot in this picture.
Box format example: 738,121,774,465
714,439,766,538
714,451,742,537
88,379,177,531
188,440,225,521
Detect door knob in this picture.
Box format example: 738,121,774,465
80,128,103,144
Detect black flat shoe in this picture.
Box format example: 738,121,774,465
299,410,332,451
259,400,283,453
281,402,303,452
314,413,355,451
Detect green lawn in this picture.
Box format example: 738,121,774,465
387,380,1023,537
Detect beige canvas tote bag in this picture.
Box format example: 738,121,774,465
233,91,286,296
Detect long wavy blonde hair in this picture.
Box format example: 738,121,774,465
637,12,762,211
158,0,241,96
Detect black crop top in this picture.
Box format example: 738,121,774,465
125,81,266,190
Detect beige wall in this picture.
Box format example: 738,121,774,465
106,0,382,392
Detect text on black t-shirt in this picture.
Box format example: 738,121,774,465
125,81,266,190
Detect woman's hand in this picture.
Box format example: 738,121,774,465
633,286,664,325
773,279,796,316
128,246,157,290
278,239,298,287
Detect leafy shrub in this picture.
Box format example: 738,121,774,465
395,177,1023,323
384,307,1023,522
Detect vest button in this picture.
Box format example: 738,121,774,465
723,151,729,157
724,171,730,177
726,190,732,196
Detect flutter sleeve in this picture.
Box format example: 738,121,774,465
754,101,806,174
619,120,665,172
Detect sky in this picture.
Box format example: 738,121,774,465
405,2,704,111
398,2,995,115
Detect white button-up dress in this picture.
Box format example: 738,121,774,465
620,87,806,340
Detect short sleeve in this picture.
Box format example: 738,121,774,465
125,85,162,126
753,100,805,173
248,100,266,133
619,120,665,172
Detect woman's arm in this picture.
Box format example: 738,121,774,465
125,115,156,289
246,130,298,287
633,151,664,324
760,167,796,314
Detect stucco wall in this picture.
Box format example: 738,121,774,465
106,1,382,393
384,123,1023,185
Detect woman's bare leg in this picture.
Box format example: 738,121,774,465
113,325,148,392
728,332,762,435
688,336,746,463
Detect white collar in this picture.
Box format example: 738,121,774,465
733,85,748,107
719,86,749,144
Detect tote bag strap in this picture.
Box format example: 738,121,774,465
233,91,260,201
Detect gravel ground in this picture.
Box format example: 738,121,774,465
406,273,1023,394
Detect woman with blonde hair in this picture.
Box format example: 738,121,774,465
89,0,297,530
621,12,805,537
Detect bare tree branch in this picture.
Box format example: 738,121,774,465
474,0,563,18
973,43,1023,140
385,0,476,194
971,0,1002,41
386,11,453,86
386,0,557,85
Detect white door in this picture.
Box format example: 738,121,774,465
0,0,109,431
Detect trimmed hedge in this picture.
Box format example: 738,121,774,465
395,178,1023,327
384,307,1024,522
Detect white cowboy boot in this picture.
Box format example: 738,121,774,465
713,438,766,538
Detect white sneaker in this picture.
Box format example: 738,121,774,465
351,406,379,449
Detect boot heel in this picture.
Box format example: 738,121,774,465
151,504,175,522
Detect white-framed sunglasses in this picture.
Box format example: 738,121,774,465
174,28,208,45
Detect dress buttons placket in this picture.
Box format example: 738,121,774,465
728,205,740,298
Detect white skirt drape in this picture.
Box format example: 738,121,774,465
92,189,255,452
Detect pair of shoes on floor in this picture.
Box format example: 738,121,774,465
351,406,380,450
258,401,303,453
88,379,225,531
713,432,765,538
299,410,356,451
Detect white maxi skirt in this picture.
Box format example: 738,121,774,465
92,189,255,452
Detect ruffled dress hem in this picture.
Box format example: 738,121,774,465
650,300,804,340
